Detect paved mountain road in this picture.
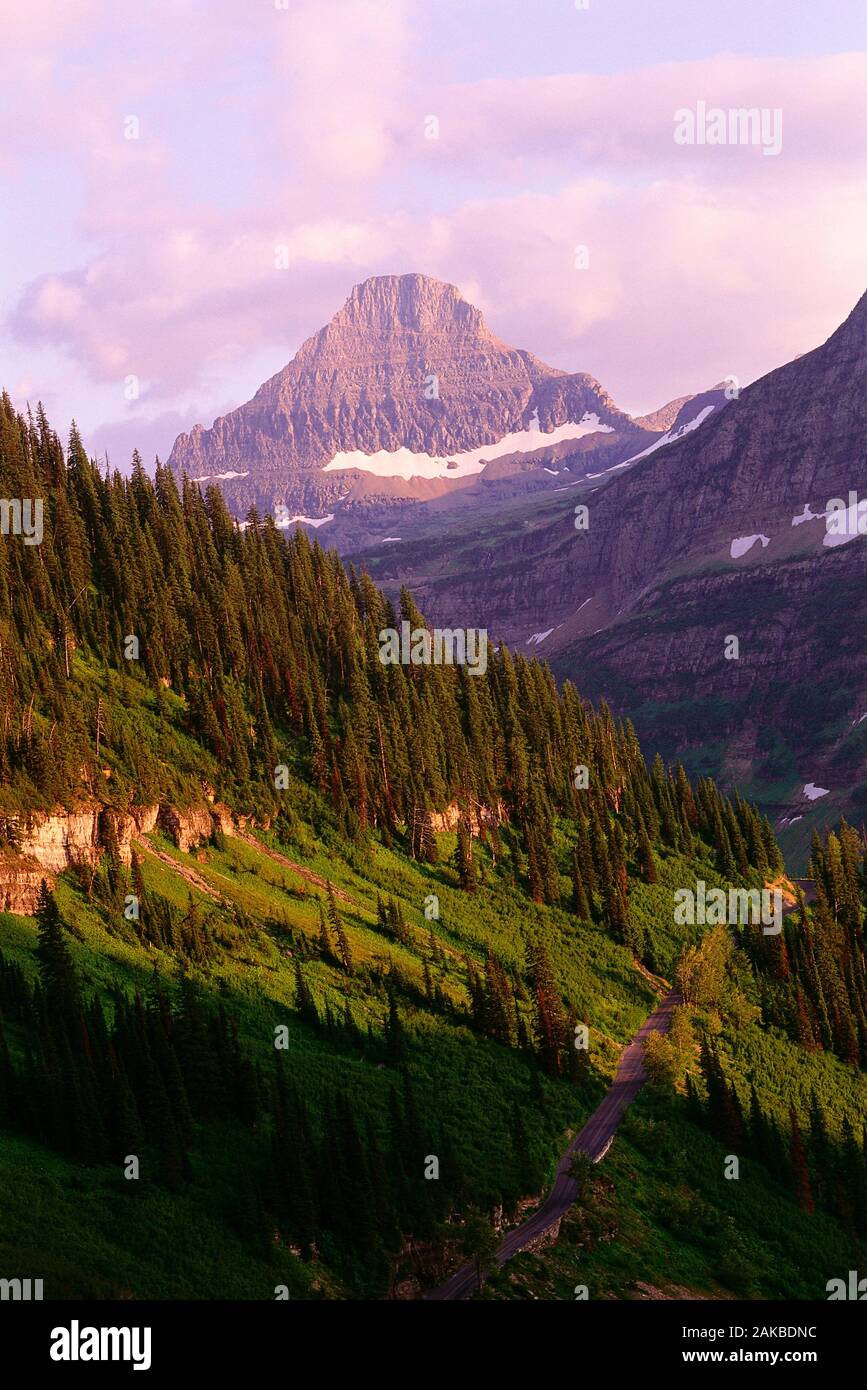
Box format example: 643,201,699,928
427,986,682,1300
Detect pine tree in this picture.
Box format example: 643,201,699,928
317,900,332,960
293,960,319,1026
384,988,406,1065
571,849,591,919
420,810,438,864
788,1105,815,1213
460,1207,499,1293
637,826,657,884
334,917,353,973
35,882,79,1021
454,820,477,893
527,941,566,1078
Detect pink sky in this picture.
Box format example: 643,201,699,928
2,0,867,466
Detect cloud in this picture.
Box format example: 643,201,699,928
3,8,867,446
271,0,413,186
421,52,867,180
402,173,867,408
0,0,104,53
10,230,382,396
14,166,867,422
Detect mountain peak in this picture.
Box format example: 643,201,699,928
347,271,467,308
169,272,636,503
316,272,490,341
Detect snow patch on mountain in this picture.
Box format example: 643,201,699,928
191,470,250,482
803,783,830,800
620,404,716,467
276,513,335,529
322,416,613,481
730,534,770,559
792,503,826,527
586,456,639,481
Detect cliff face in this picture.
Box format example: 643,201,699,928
0,803,229,915
428,800,507,836
0,789,511,916
156,805,215,853
0,857,53,915
168,274,647,516
0,806,115,914
563,292,867,853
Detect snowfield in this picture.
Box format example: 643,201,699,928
620,404,716,467
730,534,770,559
322,415,613,481
803,783,830,801
276,513,335,529
191,470,250,482
792,503,826,527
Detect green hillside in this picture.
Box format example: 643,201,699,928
1,396,866,1300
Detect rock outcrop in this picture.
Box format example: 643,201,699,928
156,805,215,853
428,800,507,836
0,801,234,915
0,855,52,916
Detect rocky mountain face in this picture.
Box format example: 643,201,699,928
168,274,654,519
633,385,728,435
633,394,695,431
358,290,867,865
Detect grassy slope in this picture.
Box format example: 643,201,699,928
0,821,645,1298
2,804,865,1300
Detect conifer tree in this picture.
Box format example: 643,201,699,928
35,883,79,1021
637,826,657,884
384,988,406,1065
454,820,477,893
317,900,332,961
789,1105,815,1214
571,849,591,920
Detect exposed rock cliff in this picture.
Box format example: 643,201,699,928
428,800,507,836
0,802,227,914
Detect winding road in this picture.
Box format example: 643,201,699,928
427,986,682,1300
